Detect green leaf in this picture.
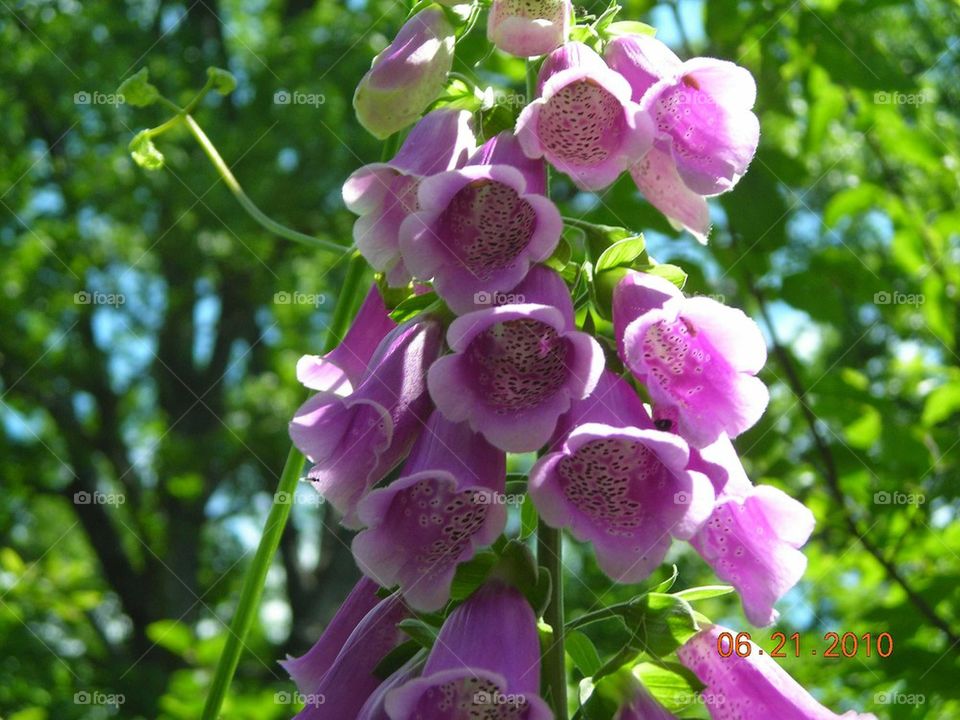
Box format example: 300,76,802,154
146,620,193,656
397,618,441,648
643,264,687,289
449,549,497,600
631,661,704,713
922,382,960,426
567,630,603,676
620,592,700,657
844,405,882,449
129,130,165,170
388,291,439,322
652,565,679,593
673,585,735,602
594,234,647,273
602,20,656,38
117,67,159,107
206,66,237,95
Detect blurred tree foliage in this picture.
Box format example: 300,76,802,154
0,0,957,719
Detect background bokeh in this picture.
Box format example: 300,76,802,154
1,0,958,718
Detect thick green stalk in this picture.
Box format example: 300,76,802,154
538,522,567,719
527,55,567,720
182,114,346,254
201,253,369,720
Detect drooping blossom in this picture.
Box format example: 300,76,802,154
343,110,476,285
487,0,571,58
605,35,759,239
530,371,714,582
352,411,507,612
516,42,653,191
290,317,443,527
671,421,815,626
399,131,562,314
678,625,879,719
354,7,455,139
613,270,768,448
384,581,553,719
281,580,410,719
295,285,396,396
427,266,604,452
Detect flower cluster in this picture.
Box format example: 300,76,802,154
281,6,874,720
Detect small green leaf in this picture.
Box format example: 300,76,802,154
567,630,603,676
620,592,700,657
388,291,439,322
397,618,441,648
602,20,656,38
118,68,159,107
673,585,734,602
631,661,704,713
449,549,498,600
146,620,193,656
129,130,164,170
643,263,687,289
922,381,960,426
652,565,679,593
594,234,647,273
206,66,237,95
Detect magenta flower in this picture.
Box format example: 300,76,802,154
684,430,815,626
629,146,711,244
427,268,604,452
678,624,878,719
516,42,653,191
384,581,552,719
487,0,571,58
530,371,714,582
606,34,760,197
399,131,562,314
613,270,769,448
358,658,423,720
353,7,455,139
281,581,410,719
295,285,396,395
343,110,476,285
290,317,443,527
352,411,507,612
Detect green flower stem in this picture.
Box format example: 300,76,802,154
182,114,346,253
527,55,567,720
201,253,369,720
537,522,568,719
